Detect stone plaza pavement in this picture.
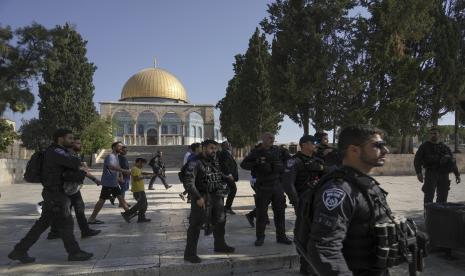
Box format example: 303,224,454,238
0,168,465,275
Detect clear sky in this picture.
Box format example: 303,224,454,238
0,0,454,143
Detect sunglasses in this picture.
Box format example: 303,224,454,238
371,141,387,149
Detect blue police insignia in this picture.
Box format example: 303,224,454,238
322,188,346,211
54,148,69,156
286,159,296,168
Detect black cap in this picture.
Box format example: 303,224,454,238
299,135,317,145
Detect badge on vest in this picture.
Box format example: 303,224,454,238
322,188,346,211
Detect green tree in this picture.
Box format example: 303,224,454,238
0,119,18,153
217,28,282,146
262,0,356,134
0,23,50,115
19,118,50,151
38,23,97,138
216,56,252,147
358,0,436,152
80,118,113,166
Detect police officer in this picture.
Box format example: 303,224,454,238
183,139,235,263
8,129,93,263
282,135,324,275
315,132,341,171
241,132,292,246
307,125,392,276
414,127,460,205
47,137,101,240
148,151,171,190
218,141,239,214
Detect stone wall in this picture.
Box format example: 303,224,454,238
0,159,28,186
371,154,465,176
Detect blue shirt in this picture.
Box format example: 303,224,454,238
101,153,119,187
187,153,198,163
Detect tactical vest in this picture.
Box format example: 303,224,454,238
200,159,227,194
293,153,324,194
341,174,391,270
295,168,390,270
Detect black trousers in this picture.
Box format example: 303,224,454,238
225,180,237,209
422,169,450,204
126,191,148,220
185,194,226,257
255,183,286,239
14,196,80,255
50,191,89,234
149,174,168,188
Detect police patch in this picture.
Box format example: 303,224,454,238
286,159,296,168
322,188,346,211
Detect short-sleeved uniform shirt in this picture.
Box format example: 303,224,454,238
101,153,119,187
131,166,145,193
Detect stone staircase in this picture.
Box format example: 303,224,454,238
93,145,188,169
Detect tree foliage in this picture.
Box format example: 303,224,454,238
19,118,50,151
261,0,356,134
0,23,50,116
80,118,113,157
0,119,18,153
217,28,282,146
38,23,97,138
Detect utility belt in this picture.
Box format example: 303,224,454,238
374,216,428,275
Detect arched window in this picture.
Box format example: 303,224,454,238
112,110,132,136
137,124,144,135
162,125,168,134
170,125,178,134
137,111,157,136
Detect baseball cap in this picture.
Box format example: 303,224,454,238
299,135,317,145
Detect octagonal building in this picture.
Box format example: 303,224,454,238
99,66,222,146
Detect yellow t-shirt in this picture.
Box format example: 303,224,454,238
131,166,145,192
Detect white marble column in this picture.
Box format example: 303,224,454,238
133,123,137,146
158,124,162,145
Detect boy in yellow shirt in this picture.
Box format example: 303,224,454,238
121,158,153,223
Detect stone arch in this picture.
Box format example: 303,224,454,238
161,111,182,145
186,111,204,143
137,110,158,135
112,110,133,136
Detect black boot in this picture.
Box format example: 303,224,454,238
8,250,35,264
277,235,292,245
214,243,235,253
184,254,201,263
255,236,265,246
68,250,93,261
245,212,255,227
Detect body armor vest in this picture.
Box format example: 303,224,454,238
294,153,324,194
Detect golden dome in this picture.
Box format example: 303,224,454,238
120,67,188,102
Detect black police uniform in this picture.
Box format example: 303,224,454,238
149,154,169,189
414,141,460,204
11,144,88,261
315,144,341,172
307,166,391,276
217,149,239,211
281,151,325,274
183,154,234,260
282,151,325,206
240,145,290,244
48,151,99,239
